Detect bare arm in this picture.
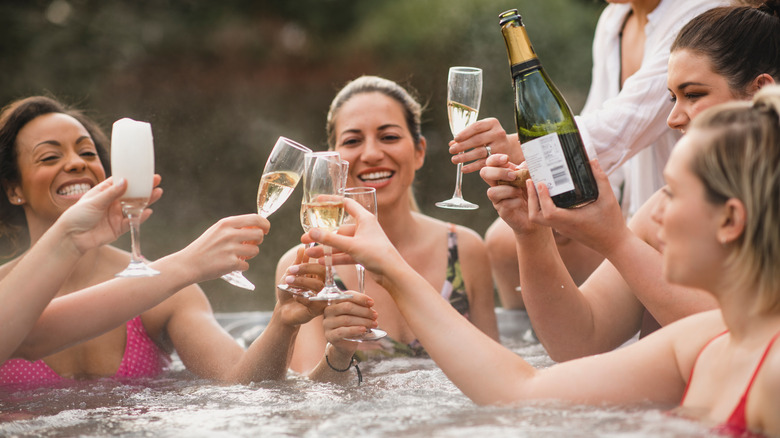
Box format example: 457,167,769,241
14,214,267,360
307,199,723,405
481,156,643,361
456,226,499,341
1,177,157,361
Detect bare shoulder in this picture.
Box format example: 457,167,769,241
275,245,301,279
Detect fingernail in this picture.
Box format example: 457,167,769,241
115,177,126,186
309,229,321,239
288,265,299,274
284,275,296,284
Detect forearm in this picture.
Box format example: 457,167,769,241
15,251,200,360
380,262,534,405
305,342,360,385
0,222,83,361
515,228,608,361
604,232,717,326
226,312,300,384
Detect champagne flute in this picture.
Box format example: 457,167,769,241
275,202,316,298
303,152,351,301
111,118,159,277
221,136,312,290
341,187,387,342
436,66,483,210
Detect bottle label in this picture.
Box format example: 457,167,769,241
521,133,575,197
510,59,541,78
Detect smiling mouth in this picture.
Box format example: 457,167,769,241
57,183,92,196
358,170,394,183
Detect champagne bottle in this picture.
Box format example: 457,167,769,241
499,9,598,208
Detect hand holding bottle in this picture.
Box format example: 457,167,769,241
448,118,524,174
527,159,631,256
482,154,542,236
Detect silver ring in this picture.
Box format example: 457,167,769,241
485,145,492,157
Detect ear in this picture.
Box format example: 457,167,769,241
716,198,746,245
4,183,25,206
414,135,427,171
750,73,775,94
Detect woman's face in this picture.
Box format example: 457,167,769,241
333,92,425,208
652,130,725,290
9,112,106,224
666,49,739,134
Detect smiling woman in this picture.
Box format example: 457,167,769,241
0,95,329,388
276,76,499,379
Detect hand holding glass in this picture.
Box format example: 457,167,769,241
436,66,483,210
341,187,387,342
221,136,312,290
303,152,351,301
111,118,159,277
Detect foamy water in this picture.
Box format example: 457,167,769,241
0,310,711,437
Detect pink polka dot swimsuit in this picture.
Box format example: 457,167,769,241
0,316,171,386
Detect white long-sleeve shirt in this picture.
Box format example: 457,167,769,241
575,0,729,217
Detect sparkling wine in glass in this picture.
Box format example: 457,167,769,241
221,136,312,290
436,66,482,210
341,187,387,342
111,118,159,277
303,152,351,301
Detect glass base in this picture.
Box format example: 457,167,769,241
435,197,479,210
277,283,315,298
345,328,387,342
308,285,352,301
115,260,160,278
221,271,255,291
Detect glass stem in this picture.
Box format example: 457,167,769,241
122,203,145,263
324,244,336,288
451,161,465,199
356,264,365,294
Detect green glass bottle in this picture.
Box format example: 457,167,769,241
499,9,598,208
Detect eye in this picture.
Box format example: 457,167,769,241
339,137,362,148
80,150,98,158
668,92,677,103
684,92,705,100
39,154,60,163
381,133,401,142
661,186,673,199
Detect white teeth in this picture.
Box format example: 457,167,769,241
58,183,91,196
359,171,393,181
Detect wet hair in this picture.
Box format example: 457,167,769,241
688,85,780,312
326,76,426,211
671,1,780,97
0,96,110,258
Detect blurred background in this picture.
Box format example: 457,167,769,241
0,0,604,311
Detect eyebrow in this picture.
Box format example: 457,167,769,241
33,135,93,152
339,124,404,137
672,81,708,91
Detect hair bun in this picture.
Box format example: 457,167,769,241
759,0,780,17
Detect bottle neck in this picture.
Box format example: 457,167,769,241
501,22,541,78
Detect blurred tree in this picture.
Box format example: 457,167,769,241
0,0,603,310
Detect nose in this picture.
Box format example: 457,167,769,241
666,101,688,132
360,137,384,163
63,151,88,172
